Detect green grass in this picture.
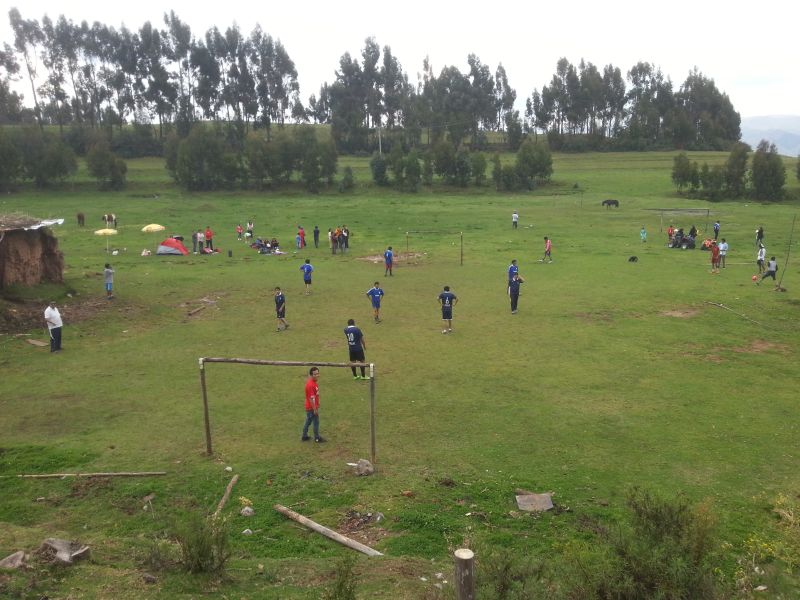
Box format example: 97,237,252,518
1,151,799,598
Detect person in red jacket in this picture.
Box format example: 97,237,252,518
298,225,306,248
205,226,214,250
302,367,324,442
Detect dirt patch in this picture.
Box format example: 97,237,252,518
358,252,424,265
0,295,116,335
575,310,613,322
660,307,701,318
69,476,112,498
339,510,391,547
731,340,789,354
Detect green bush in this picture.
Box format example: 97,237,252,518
0,129,21,191
370,153,389,186
86,139,127,190
174,513,230,575
339,166,355,192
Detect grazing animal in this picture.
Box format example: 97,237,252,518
102,213,117,228
628,256,639,262
602,199,619,208
76,212,85,227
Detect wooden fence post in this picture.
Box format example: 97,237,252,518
454,548,475,600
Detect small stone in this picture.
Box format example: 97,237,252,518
435,572,444,579
143,573,157,584
355,459,374,476
36,497,46,502
240,506,255,517
0,551,26,569
401,490,414,497
242,528,253,536
755,585,768,592
374,512,384,522
225,466,233,472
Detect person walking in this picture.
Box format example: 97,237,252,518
512,210,519,229
508,272,524,313
329,228,335,254
758,257,778,285
44,301,63,353
275,287,289,331
236,224,243,240
755,226,764,248
384,246,394,276
713,221,720,240
343,226,350,252
298,225,306,248
640,226,647,243
366,282,385,323
104,263,115,299
719,238,729,268
344,319,367,380
191,229,199,254
757,244,766,273
438,285,458,334
301,367,324,442
300,259,314,294
541,237,553,263
710,241,720,274
313,225,320,248
204,226,214,250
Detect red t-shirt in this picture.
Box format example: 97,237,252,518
205,228,213,240
711,245,720,261
305,377,319,411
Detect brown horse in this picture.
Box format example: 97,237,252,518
76,212,85,226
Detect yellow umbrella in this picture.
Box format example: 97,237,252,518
94,228,118,253
141,224,165,233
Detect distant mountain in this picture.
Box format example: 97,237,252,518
741,115,800,157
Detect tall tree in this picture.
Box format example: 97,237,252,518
361,37,382,128
9,8,44,128
493,63,516,133
0,42,24,123
675,69,740,149
750,140,785,200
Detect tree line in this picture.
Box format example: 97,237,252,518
2,9,742,154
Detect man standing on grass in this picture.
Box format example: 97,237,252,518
508,272,525,313
757,244,766,274
542,237,553,263
344,319,367,379
438,285,458,334
104,263,115,299
313,225,320,248
366,282,385,323
710,240,720,274
512,210,519,229
301,367,324,443
205,226,214,251
300,259,314,294
640,226,647,243
275,287,289,331
44,301,63,353
719,238,729,268
384,246,394,277
713,221,720,240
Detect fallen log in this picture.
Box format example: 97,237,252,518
214,474,239,517
274,504,383,557
3,471,167,479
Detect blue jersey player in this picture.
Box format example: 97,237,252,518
300,259,314,294
384,246,394,277
366,282,385,323
437,285,458,334
344,319,367,379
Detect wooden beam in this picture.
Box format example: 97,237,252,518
4,471,167,479
214,474,239,517
274,504,383,557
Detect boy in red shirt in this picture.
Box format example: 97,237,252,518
205,226,214,250
302,367,324,443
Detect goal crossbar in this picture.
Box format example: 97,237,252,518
199,358,377,465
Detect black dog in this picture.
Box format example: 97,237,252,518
602,199,620,208
628,256,638,262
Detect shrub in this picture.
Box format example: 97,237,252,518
174,127,226,191
404,149,421,192
13,129,78,187
174,513,230,575
471,152,487,186
321,554,358,600
370,153,389,186
339,166,355,192
87,139,127,190
0,129,21,191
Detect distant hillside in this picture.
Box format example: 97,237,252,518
741,115,800,157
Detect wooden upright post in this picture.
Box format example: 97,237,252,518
454,548,475,600
200,359,213,455
369,363,376,464
460,232,464,266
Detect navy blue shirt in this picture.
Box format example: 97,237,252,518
438,291,457,307
508,279,523,295
300,263,314,280
344,325,363,348
275,292,285,308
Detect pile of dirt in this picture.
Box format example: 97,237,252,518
358,252,424,264
0,229,64,289
0,296,112,335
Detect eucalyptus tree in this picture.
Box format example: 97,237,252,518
250,26,299,135
493,63,516,133
104,26,138,130
466,54,495,137
674,69,740,149
0,43,23,123
750,140,785,200
136,21,176,136
380,45,408,129
625,61,673,143
307,83,331,124
163,11,195,133
578,60,604,135
601,64,626,137
190,34,221,120
39,15,70,132
8,8,44,128
329,51,367,151
361,37,382,128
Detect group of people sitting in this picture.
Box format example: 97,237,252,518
667,224,698,245
251,237,283,254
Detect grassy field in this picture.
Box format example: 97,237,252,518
1,151,799,598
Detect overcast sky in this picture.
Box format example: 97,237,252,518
2,0,797,119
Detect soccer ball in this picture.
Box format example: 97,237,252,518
751,275,758,281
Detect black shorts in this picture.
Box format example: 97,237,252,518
276,308,285,318
349,348,365,362
441,308,453,320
